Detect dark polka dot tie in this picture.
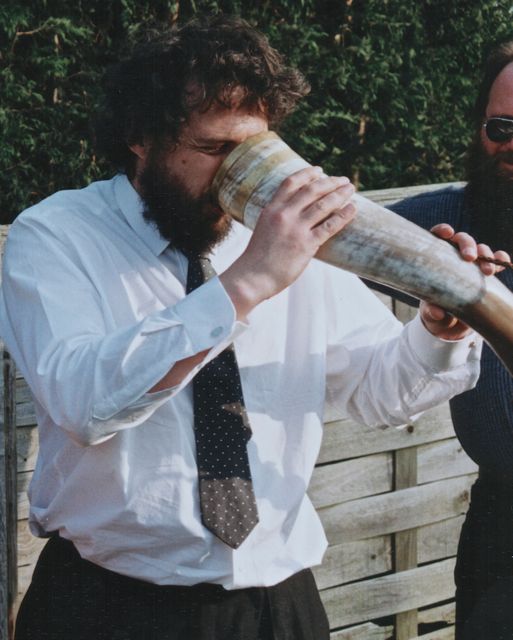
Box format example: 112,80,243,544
186,253,259,548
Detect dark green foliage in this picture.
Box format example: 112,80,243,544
1,1,513,222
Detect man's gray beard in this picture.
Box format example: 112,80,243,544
465,137,513,256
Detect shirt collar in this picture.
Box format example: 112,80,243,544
113,173,170,256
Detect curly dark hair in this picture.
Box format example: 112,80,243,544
95,15,310,175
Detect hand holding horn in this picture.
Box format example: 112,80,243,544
212,131,513,377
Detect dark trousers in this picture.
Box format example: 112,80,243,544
14,536,329,640
455,473,513,640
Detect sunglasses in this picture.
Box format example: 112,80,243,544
483,116,513,143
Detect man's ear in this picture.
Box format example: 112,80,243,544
129,142,149,162
128,140,151,190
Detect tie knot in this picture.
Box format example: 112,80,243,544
185,252,216,293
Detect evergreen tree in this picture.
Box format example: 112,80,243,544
1,1,513,222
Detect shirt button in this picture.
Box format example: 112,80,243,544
211,326,223,338
469,341,476,348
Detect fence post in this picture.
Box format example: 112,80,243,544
1,349,17,640
394,446,419,639
393,299,419,640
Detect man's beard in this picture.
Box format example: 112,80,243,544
465,136,513,255
139,153,233,256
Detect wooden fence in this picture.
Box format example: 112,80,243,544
0,183,477,640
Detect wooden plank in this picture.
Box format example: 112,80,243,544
309,453,392,508
418,602,455,626
418,516,464,564
15,426,38,475
17,520,45,570
1,350,17,640
321,558,456,629
394,447,418,639
0,379,8,640
14,407,36,429
14,380,36,428
418,439,477,484
319,515,463,591
411,626,454,640
314,536,391,590
330,621,393,639
319,474,475,545
16,565,31,606
5,352,17,638
316,517,462,591
395,448,417,494
15,381,33,405
17,471,31,521
319,403,454,464
0,227,8,274
15,413,36,430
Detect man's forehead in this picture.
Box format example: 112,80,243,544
487,62,513,116
180,101,268,144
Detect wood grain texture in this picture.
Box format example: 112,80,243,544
1,350,17,640
418,602,455,626
319,404,455,463
394,447,419,639
309,452,392,508
321,558,456,628
329,621,393,639
319,474,475,545
313,536,392,590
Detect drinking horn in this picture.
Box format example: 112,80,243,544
212,130,513,376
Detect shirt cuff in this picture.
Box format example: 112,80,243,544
174,275,238,352
406,313,482,371
140,275,238,350
139,277,247,400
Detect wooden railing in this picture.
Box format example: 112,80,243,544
0,183,474,640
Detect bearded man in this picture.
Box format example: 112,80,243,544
382,42,513,640
0,16,500,640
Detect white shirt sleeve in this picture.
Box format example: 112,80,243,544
323,268,481,427
1,205,482,447
0,214,244,446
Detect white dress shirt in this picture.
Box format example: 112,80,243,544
0,174,481,589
